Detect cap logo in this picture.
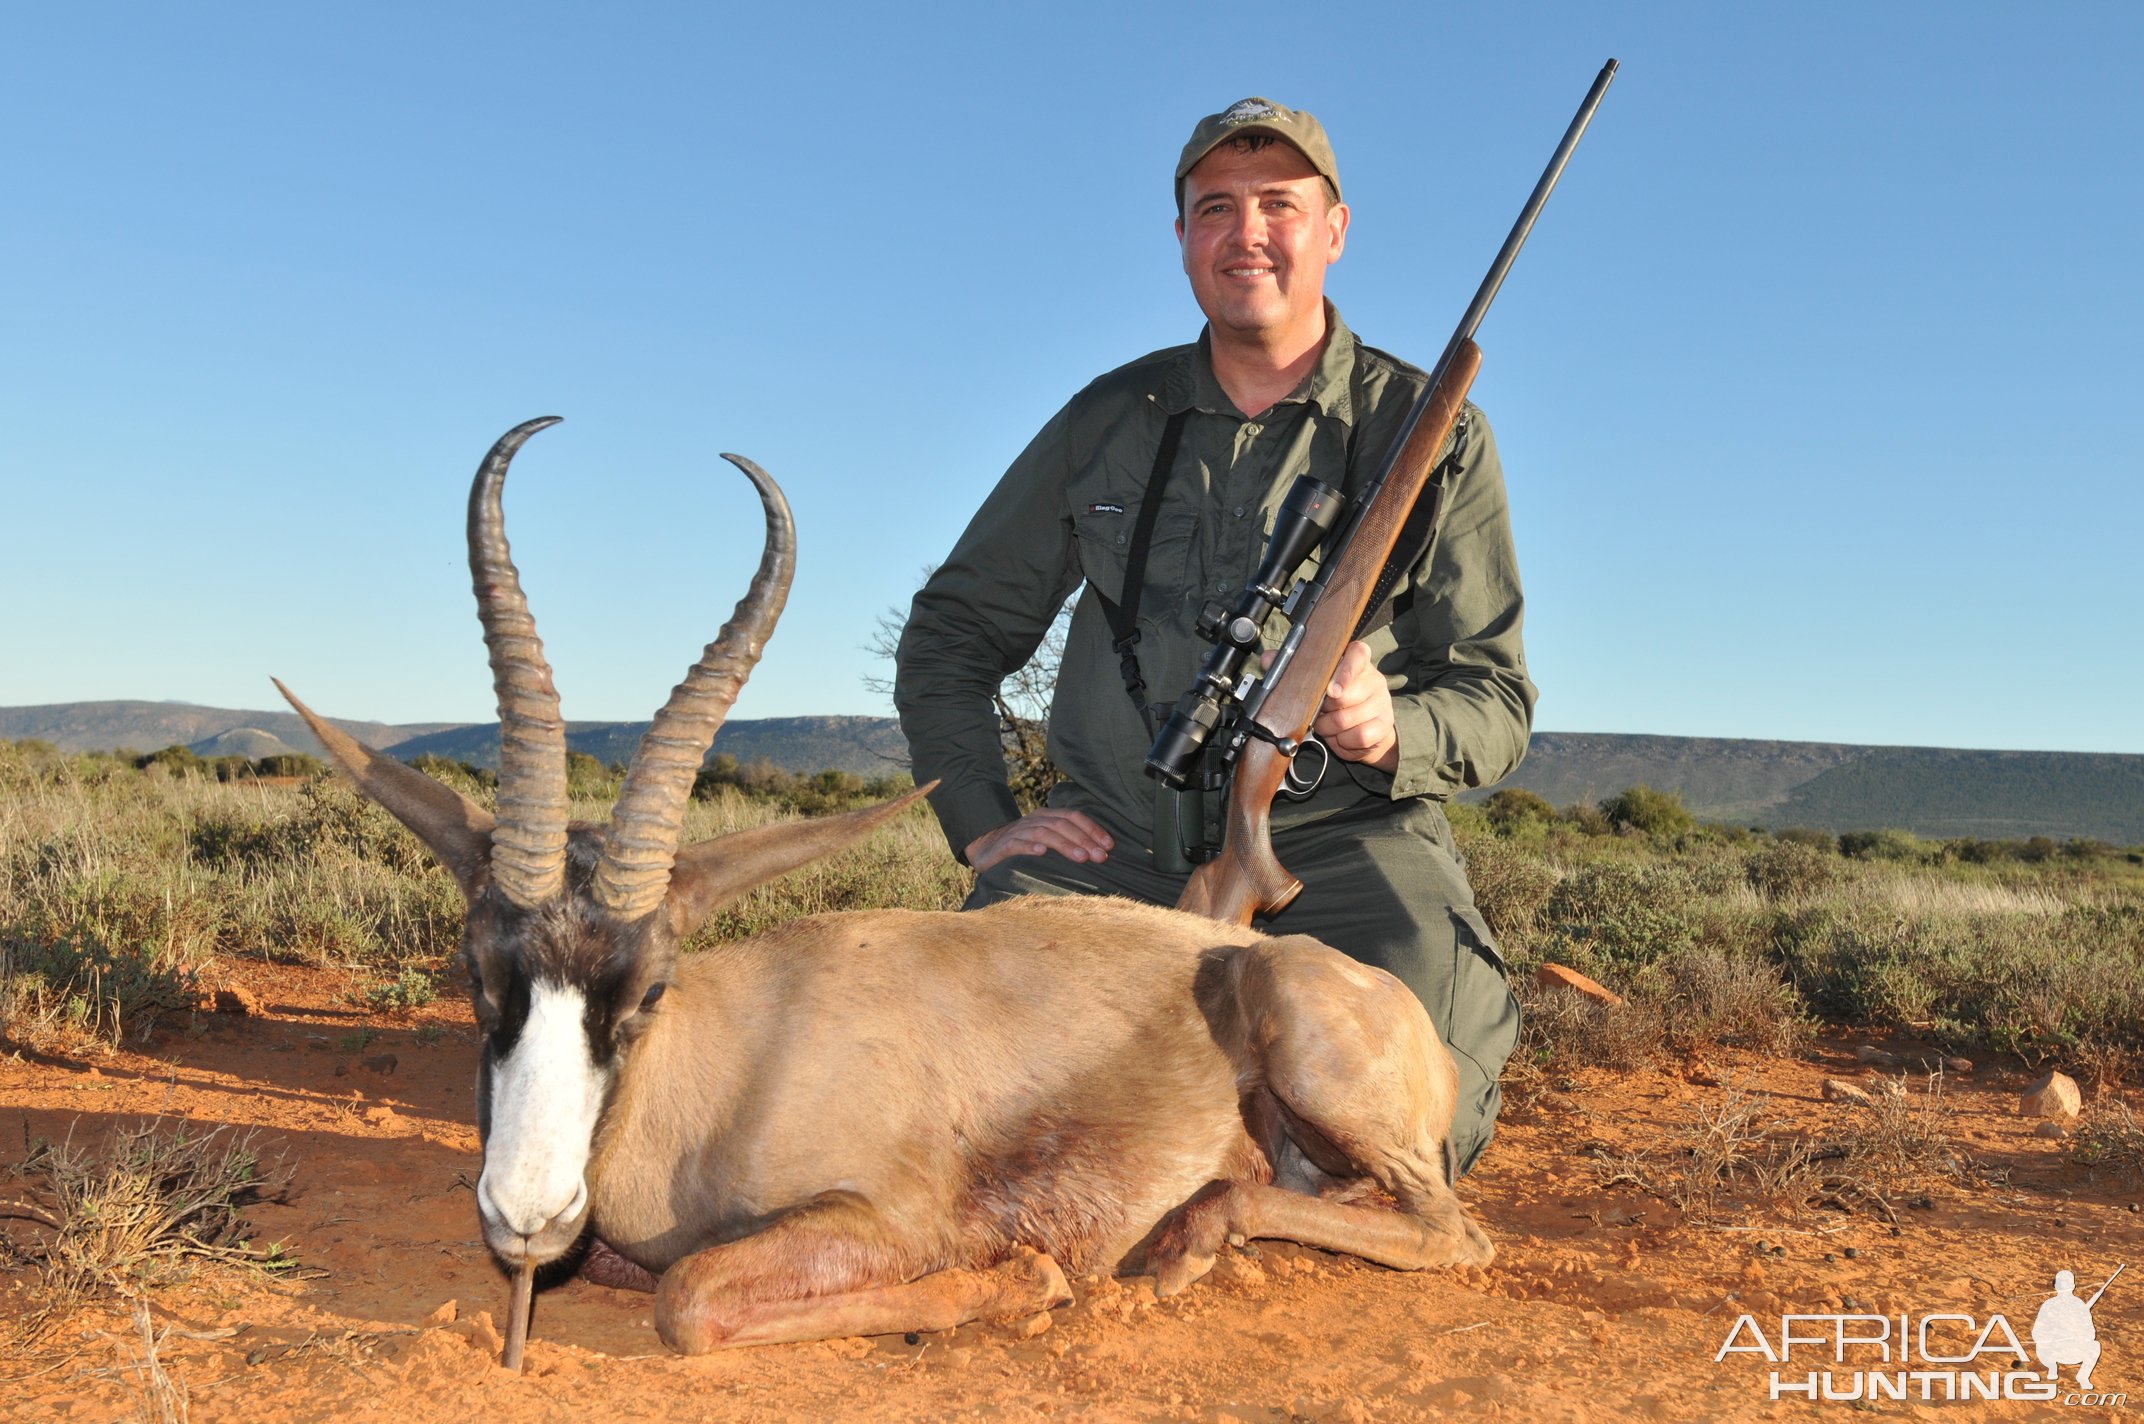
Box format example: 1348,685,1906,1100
1220,100,1283,127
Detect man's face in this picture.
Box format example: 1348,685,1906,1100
1175,140,1349,346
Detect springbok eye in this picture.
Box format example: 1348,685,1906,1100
640,982,667,1013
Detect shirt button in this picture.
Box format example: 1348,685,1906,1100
1115,534,1126,546
1232,505,1246,518
1214,581,1229,594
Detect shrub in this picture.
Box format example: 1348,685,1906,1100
1561,801,1612,836
1839,828,1928,862
1745,839,1838,900
1599,785,1695,839
1542,862,1698,977
1772,826,1837,852
1456,837,1557,962
1484,787,1556,834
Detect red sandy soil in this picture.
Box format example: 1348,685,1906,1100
3,961,2139,1424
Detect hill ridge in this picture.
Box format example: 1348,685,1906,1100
5,704,2140,842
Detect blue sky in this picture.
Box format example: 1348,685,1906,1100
3,3,2138,754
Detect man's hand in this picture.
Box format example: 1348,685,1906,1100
965,808,1116,872
1313,640,1399,773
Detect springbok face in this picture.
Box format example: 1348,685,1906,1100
277,419,926,1270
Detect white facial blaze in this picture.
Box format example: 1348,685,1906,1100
477,980,608,1238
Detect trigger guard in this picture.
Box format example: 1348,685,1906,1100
1280,736,1330,800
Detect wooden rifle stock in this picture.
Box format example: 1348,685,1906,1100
1176,341,1483,925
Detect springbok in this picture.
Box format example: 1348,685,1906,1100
277,418,1492,1356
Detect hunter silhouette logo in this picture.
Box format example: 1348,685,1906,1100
1714,1261,2126,1405
2033,1265,2120,1391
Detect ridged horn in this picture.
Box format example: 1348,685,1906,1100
469,417,571,908
593,454,795,919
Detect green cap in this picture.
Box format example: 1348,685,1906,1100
1175,97,1341,204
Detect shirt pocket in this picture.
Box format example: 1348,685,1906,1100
1068,468,1192,621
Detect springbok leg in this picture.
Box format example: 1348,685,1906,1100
1145,1177,1492,1296
653,1191,1070,1354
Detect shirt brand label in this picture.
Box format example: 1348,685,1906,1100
1087,502,1126,515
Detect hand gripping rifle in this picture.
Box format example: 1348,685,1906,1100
1151,60,1619,925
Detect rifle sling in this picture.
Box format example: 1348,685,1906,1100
1101,362,1451,738
1094,408,1189,734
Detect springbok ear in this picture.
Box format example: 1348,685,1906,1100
273,679,496,900
664,783,934,936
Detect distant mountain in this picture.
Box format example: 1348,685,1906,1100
391,716,908,778
9,702,2139,843
0,700,457,756
2,701,907,780
1464,732,2144,844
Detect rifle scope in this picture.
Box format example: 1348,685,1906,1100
1145,474,1345,789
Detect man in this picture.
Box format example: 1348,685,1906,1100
894,98,1534,1177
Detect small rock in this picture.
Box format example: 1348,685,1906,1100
1536,963,1623,1008
1683,1060,1722,1087
361,1052,399,1076
1943,1056,1974,1075
1853,1045,1902,1069
306,1033,331,1050
1906,1194,1934,1210
332,1065,349,1078
423,1299,458,1327
362,1105,397,1125
1844,1247,1861,1259
215,986,263,1016
1009,1311,1053,1339
2021,1071,2082,1120
1207,1253,1268,1289
1823,1078,1874,1106
2034,1120,2073,1140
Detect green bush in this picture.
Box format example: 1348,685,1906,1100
1745,839,1839,900
1839,828,1929,862
1484,787,1556,834
1600,785,1696,839
1542,862,1699,978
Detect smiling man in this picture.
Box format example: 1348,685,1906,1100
894,98,1534,1179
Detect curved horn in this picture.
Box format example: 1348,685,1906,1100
470,417,571,907
593,454,795,919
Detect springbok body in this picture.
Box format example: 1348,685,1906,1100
280,419,1490,1355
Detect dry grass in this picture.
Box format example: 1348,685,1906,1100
1593,1081,1823,1223
2071,1100,2144,1185
1594,1073,1978,1226
2,1118,298,1336
1828,1072,1976,1189
1852,871,2077,918
101,1298,190,1424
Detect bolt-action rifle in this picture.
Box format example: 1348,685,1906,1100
1152,60,1619,925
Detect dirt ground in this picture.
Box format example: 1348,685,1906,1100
3,962,2138,1424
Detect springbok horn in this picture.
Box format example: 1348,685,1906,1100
469,417,571,908
593,454,795,920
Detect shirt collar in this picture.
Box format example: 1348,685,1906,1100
1159,301,1359,427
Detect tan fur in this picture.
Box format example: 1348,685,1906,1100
277,430,1490,1357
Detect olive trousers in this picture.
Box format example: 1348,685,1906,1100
964,797,1519,1180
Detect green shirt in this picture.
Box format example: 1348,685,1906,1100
895,305,1537,862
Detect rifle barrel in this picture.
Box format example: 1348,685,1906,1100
1426,58,1619,391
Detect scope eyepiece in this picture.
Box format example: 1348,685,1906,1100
1146,691,1222,789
